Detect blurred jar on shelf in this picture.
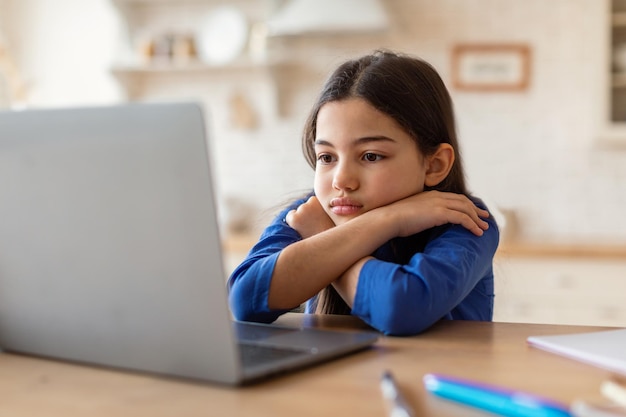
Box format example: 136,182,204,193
134,32,197,65
171,33,197,65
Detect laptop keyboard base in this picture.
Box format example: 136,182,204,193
239,343,311,368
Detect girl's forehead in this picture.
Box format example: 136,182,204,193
315,99,415,143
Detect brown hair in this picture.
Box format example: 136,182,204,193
302,50,469,314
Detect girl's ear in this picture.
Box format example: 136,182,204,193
424,143,455,187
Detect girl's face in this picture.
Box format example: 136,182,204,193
314,98,428,226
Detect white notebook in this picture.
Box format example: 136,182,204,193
527,328,626,376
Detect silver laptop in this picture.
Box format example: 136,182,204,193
0,102,378,385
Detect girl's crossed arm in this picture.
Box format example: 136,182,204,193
270,191,489,310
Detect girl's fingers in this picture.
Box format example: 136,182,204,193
285,209,296,227
441,194,490,234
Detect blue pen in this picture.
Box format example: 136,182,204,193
423,373,572,417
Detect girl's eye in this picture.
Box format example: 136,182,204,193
317,154,334,164
363,153,383,162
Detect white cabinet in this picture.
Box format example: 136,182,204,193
494,254,626,327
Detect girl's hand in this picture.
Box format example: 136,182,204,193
286,196,335,239
381,191,490,238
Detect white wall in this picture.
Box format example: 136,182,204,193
4,0,625,243
3,0,123,106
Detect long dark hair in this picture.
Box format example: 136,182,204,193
302,50,469,314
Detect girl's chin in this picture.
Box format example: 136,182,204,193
330,214,358,226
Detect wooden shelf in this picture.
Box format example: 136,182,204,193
111,57,282,76
498,240,626,259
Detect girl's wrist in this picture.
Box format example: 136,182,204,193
360,205,401,241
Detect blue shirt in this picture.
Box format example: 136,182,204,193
227,195,499,336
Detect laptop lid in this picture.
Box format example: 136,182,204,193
0,102,246,382
0,102,378,385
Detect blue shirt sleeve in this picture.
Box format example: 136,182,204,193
227,198,306,323
351,211,499,336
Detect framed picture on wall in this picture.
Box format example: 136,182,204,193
451,44,531,92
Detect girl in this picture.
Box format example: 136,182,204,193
228,50,499,336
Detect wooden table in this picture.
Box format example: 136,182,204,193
0,314,617,416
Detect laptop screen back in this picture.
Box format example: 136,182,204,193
0,102,243,383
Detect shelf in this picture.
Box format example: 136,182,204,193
113,0,205,3
111,57,282,76
498,240,626,259
109,55,300,117
106,0,370,115
112,0,269,5
110,0,255,9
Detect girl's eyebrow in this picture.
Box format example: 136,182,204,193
314,136,397,147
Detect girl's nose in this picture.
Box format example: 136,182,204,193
332,162,359,191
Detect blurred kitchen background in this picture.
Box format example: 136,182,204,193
1,0,625,326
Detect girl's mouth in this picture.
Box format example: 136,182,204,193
330,198,363,215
